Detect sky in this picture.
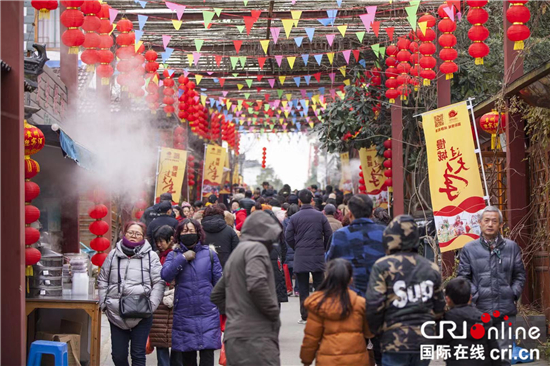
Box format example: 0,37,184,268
239,132,312,190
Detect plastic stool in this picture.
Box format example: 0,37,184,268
27,340,68,366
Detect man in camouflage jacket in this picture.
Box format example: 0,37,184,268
366,215,445,366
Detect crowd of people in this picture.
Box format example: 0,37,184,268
97,183,526,366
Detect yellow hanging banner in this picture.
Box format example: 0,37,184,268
422,101,486,252
358,147,388,209
201,145,227,197
155,147,188,203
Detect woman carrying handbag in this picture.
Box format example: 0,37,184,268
98,221,165,366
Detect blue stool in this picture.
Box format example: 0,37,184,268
27,340,68,366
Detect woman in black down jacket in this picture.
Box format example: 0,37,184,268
201,204,239,268
264,209,289,305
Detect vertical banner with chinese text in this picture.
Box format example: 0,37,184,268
155,147,188,203
422,101,486,252
340,152,352,193
201,144,227,197
359,147,388,209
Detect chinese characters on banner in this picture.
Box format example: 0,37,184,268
358,147,388,209
340,152,353,194
201,144,227,197
155,147,188,203
422,101,486,252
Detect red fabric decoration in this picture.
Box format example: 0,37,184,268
25,158,40,180
89,220,109,236
417,13,437,86
438,3,458,80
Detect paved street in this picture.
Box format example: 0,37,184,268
100,295,548,366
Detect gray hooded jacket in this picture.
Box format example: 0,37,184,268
210,211,282,341
98,240,165,330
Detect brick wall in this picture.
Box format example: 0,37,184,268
24,65,67,125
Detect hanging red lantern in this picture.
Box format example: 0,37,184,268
25,181,41,203
384,178,393,187
383,139,392,149
25,226,41,246
24,121,46,155
89,220,109,236
32,0,59,19
25,247,42,267
409,40,421,91
396,37,411,100
467,0,490,65
506,0,530,51
25,158,40,180
383,149,392,159
60,2,85,54
383,159,392,169
90,237,110,252
417,13,437,86
163,69,176,117
25,205,41,225
385,45,400,103
91,252,109,267
480,110,507,149
438,3,458,79
96,3,113,85
88,204,108,219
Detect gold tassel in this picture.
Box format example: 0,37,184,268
475,57,483,65
86,64,95,72
491,134,497,150
166,113,172,117
423,79,430,86
389,98,395,103
414,86,419,91
26,265,33,277
39,9,51,20
101,77,109,85
68,46,79,54
514,41,524,50
446,73,453,80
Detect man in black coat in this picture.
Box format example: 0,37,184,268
140,193,173,227
239,190,255,216
202,205,239,268
146,200,178,251
285,189,332,323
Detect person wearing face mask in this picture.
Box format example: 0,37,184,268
210,211,282,366
98,221,164,366
161,219,223,366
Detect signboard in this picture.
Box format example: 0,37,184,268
201,144,227,197
359,147,388,209
340,152,352,193
422,101,486,252
155,147,188,203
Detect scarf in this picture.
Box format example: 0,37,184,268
121,237,144,257
480,235,503,263
158,248,173,265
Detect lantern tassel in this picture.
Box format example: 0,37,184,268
39,9,51,20
101,77,110,85
475,57,484,65
389,98,395,104
514,41,524,50
26,265,33,277
86,64,95,72
490,134,503,150
423,79,431,86
68,46,79,55
446,73,454,80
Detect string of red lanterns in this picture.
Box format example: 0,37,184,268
60,0,85,54
162,70,176,117
96,3,114,85
358,168,366,194
438,2,459,80
506,0,531,51
467,0,490,65
417,13,437,86
383,140,393,189
396,36,412,101
116,18,135,92
408,32,421,91
173,124,187,150
31,0,58,19
145,50,160,113
188,155,196,189
385,44,400,103
262,147,267,169
24,121,46,283
88,189,109,267
80,0,101,72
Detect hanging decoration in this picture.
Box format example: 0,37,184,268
173,124,187,150
480,110,507,149
23,120,45,283
145,49,160,113
262,147,267,169
210,111,222,142
177,76,198,123
134,192,148,220
116,18,135,91
96,3,114,85
438,2,458,80
188,155,196,189
417,13,437,86
32,0,59,19
467,0,490,64
385,44,400,103
358,168,367,193
408,34,421,91
383,140,393,189
163,69,176,117
506,0,531,50
80,0,101,72
60,0,85,54
396,36,411,101
128,43,146,98
88,189,109,267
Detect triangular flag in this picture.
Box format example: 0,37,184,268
195,74,203,85
201,94,207,105
282,19,294,38
372,21,381,37
137,1,147,9
194,39,204,52
352,49,360,62
243,16,256,35
359,13,374,33
187,53,194,66
250,10,262,20
339,66,346,77
244,93,250,99
356,31,365,43
304,27,315,41
233,40,243,54
166,2,186,20
418,21,428,36
313,72,321,82
172,19,183,30
405,5,419,29
317,18,332,27
270,27,280,44
109,8,118,24
257,75,264,81
277,89,284,98
326,34,335,47
243,0,248,5
379,46,385,57
203,11,215,28
275,55,283,67
337,0,343,7
385,27,395,41
371,43,380,57
192,52,201,66
366,5,377,14
329,72,335,83
239,56,246,68
219,78,225,87
162,48,174,63
342,50,351,64
301,54,309,65
327,52,334,65
291,10,302,26
134,30,144,42
326,9,338,25
294,77,301,87
214,8,222,16
337,25,347,37
443,5,455,21
314,54,323,65
138,15,148,30
279,76,286,85
260,40,270,55
246,79,253,88
215,55,222,67
258,57,267,69
343,79,350,86
236,25,245,33
304,75,312,85
287,56,296,69
268,79,275,88
237,84,244,90
134,40,143,53
162,35,171,49
230,56,239,69
294,36,304,47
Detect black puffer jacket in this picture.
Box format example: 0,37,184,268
202,215,239,269
458,237,526,316
270,244,288,303
438,304,500,366
239,197,255,216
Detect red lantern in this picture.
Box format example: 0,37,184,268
480,110,507,149
88,204,108,219
89,220,109,236
25,247,42,266
25,181,41,202
383,149,392,159
25,205,41,224
60,7,85,54
25,158,40,179
32,0,59,19
417,13,437,86
467,1,490,64
90,237,110,251
91,252,108,267
383,159,392,169
385,45,400,103
384,170,393,178
384,178,393,187
438,3,458,80
383,139,392,149
135,210,144,220
24,120,46,156
135,198,148,210
396,37,411,100
96,4,113,85
506,1,530,50
25,226,41,246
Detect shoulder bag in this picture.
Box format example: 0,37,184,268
117,252,153,318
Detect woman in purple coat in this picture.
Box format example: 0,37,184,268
161,218,223,366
